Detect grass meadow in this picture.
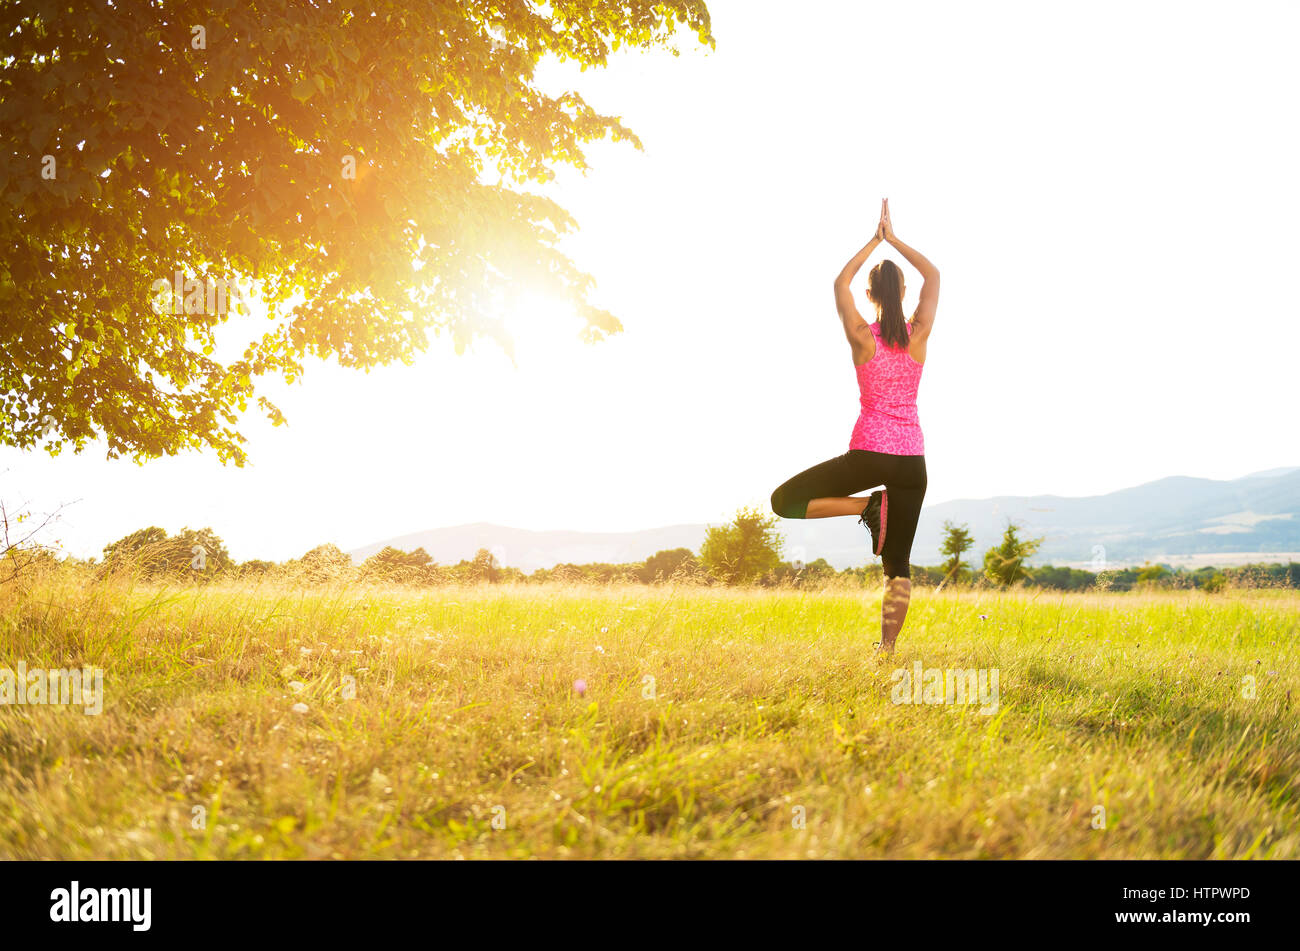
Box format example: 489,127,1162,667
2,571,1298,859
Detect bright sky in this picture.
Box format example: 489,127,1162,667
5,0,1299,563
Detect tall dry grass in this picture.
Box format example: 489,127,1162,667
1,565,1297,858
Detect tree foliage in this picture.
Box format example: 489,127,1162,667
100,523,231,577
982,521,1043,587
359,544,438,584
285,542,354,583
938,519,973,582
0,1,714,464
461,546,501,583
641,546,697,582
699,505,783,585
1136,562,1169,585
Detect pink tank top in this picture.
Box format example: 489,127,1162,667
849,321,924,455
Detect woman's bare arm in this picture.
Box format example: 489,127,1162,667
832,202,888,362
881,199,939,335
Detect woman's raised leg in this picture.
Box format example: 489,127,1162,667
770,452,880,521
805,496,873,518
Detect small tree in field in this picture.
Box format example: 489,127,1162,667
361,545,438,584
101,524,231,578
641,547,699,583
982,521,1043,587
1136,562,1170,587
466,547,502,583
939,520,974,586
289,543,355,584
700,506,783,585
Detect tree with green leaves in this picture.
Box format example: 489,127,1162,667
982,520,1043,587
1026,564,1098,591
938,519,973,585
641,547,698,582
699,505,783,585
463,546,501,583
360,544,438,584
236,558,278,578
172,525,233,576
286,542,355,584
1,2,714,465
774,556,835,587
1136,562,1170,587
101,524,231,577
101,526,169,573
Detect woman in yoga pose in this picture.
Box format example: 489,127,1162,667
770,198,938,652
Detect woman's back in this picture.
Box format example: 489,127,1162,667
850,320,924,455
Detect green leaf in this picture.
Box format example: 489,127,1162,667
28,115,54,149
291,78,315,102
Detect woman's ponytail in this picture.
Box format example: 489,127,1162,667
867,260,908,350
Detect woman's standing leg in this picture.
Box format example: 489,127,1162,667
881,579,912,652
877,456,928,652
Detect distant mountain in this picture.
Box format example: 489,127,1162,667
351,467,1300,572
1241,466,1300,480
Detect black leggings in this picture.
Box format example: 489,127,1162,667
770,450,927,579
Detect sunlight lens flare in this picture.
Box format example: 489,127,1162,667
499,291,588,364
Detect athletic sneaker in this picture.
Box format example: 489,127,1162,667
859,489,888,556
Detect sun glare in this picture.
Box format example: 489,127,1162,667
499,291,588,366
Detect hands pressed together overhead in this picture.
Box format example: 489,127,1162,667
838,196,935,291
874,198,895,243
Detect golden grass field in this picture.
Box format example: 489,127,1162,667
2,571,1297,859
